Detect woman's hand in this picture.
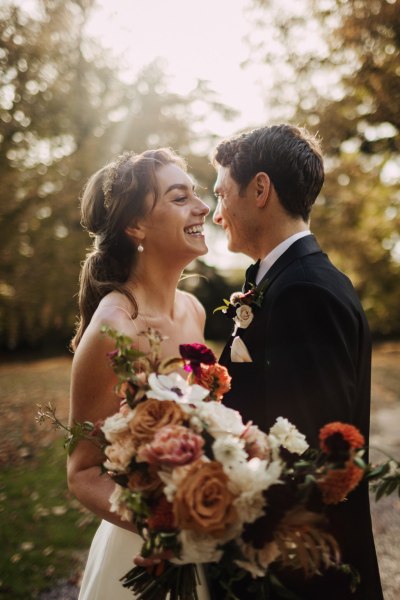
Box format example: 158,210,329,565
133,549,174,567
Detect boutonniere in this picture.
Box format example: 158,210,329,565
214,281,268,331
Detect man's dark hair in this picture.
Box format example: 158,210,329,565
213,124,324,221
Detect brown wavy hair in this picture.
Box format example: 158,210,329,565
213,124,324,221
71,148,186,350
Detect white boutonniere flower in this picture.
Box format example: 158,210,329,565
214,280,269,332
234,304,254,329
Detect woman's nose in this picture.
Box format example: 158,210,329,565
194,197,210,216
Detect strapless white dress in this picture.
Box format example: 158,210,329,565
78,520,210,599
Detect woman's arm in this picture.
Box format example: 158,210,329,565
67,309,137,532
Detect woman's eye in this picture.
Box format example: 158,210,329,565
174,196,187,203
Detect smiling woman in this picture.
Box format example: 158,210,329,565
67,147,211,599
141,162,209,265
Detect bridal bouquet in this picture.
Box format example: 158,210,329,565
37,328,400,600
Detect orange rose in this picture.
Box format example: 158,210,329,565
173,460,237,536
129,399,185,446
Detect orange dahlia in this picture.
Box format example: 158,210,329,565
319,422,365,454
194,363,231,402
318,460,364,504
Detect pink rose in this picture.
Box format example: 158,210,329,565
137,425,204,467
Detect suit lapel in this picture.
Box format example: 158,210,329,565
221,236,323,365
256,234,323,291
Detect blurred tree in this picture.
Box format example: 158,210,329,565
248,0,400,336
0,0,234,351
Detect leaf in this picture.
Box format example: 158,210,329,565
383,478,399,497
213,305,228,314
159,357,185,374
65,437,78,456
353,456,367,470
366,462,390,480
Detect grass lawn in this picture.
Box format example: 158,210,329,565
0,357,99,599
0,441,99,599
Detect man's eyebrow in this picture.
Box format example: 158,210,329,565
164,183,195,195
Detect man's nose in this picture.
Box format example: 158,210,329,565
213,201,222,225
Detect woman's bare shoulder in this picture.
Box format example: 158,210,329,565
73,293,137,364
176,289,206,326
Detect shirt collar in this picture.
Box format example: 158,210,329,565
255,230,312,285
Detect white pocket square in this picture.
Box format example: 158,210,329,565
231,336,253,363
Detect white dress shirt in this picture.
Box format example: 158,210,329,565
255,231,312,286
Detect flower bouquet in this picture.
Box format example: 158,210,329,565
37,327,400,600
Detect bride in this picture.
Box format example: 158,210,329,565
67,148,210,599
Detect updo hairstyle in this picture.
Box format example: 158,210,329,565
72,148,186,349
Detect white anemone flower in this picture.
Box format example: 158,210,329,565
147,372,209,404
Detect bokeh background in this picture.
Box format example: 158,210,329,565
0,0,399,598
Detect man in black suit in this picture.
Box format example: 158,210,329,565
210,124,383,599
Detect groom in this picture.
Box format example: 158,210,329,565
210,124,383,599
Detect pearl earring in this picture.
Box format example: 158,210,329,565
137,243,144,253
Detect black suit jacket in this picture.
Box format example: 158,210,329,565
213,235,383,600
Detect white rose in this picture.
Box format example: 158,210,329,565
269,417,309,455
101,410,133,443
103,434,136,472
197,401,245,438
234,305,254,329
227,457,282,497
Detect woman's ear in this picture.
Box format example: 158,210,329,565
254,172,271,208
125,221,145,243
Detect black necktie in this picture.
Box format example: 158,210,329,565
244,259,260,291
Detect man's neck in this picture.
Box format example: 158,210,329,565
254,230,311,285
253,221,310,261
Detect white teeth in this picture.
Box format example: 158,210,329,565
185,225,203,234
